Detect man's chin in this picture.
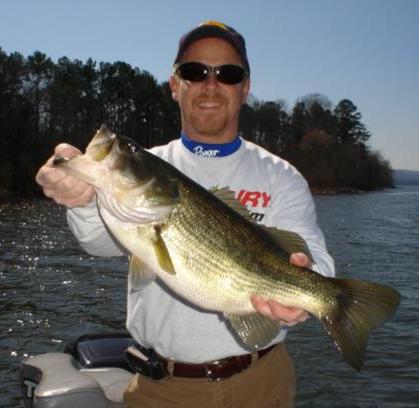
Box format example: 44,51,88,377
191,119,228,138
192,127,225,138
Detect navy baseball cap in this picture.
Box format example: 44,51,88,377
174,21,250,74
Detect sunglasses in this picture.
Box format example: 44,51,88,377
175,62,248,85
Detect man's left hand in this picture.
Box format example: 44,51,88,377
250,253,311,326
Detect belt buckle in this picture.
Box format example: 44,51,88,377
205,360,224,382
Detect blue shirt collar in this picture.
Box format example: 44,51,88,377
181,132,242,158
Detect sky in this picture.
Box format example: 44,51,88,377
1,0,418,170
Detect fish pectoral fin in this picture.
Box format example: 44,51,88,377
261,226,315,263
138,225,176,275
226,313,281,349
128,255,156,283
154,235,176,275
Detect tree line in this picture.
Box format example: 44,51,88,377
0,48,393,196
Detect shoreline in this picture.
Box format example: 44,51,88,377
310,186,367,195
2,185,399,201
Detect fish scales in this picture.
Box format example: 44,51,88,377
162,181,331,314
162,185,267,312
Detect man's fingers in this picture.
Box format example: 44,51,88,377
64,184,96,208
267,300,301,319
250,295,276,319
267,300,308,323
251,294,309,325
54,143,82,158
43,176,82,198
35,143,80,187
290,252,312,268
35,142,94,208
36,165,67,187
54,187,95,208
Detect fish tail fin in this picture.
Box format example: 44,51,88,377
321,278,400,371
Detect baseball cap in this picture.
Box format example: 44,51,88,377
174,20,250,74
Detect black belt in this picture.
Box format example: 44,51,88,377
125,344,276,382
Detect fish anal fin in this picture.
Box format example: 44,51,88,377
226,313,281,350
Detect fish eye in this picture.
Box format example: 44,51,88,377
127,142,140,154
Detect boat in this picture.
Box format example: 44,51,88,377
19,332,136,408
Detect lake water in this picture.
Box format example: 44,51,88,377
1,186,418,407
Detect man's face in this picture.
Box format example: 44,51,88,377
170,37,250,143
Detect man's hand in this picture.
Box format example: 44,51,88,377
250,253,312,326
35,143,95,208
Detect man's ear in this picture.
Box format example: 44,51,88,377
241,77,251,105
169,75,179,101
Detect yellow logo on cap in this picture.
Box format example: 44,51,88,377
200,20,228,31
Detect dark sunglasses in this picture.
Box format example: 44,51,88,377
175,62,248,85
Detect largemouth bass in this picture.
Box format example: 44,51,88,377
54,126,400,370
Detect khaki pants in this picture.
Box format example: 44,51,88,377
123,343,296,408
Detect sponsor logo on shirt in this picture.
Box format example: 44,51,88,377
236,189,271,222
237,190,271,208
193,146,220,158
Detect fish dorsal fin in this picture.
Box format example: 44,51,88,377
137,225,176,275
210,186,313,262
210,187,253,220
261,226,314,263
226,313,281,349
129,255,156,283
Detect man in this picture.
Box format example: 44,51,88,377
36,21,334,407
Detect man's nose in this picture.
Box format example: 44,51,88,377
203,71,219,91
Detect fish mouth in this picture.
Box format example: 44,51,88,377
52,153,100,187
52,156,71,166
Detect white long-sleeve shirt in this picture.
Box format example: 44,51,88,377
67,138,335,363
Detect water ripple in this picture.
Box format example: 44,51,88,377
1,188,419,407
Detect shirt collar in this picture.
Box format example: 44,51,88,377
180,132,242,158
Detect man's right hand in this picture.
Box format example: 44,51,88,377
35,143,95,208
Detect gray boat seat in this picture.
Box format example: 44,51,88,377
20,353,134,408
